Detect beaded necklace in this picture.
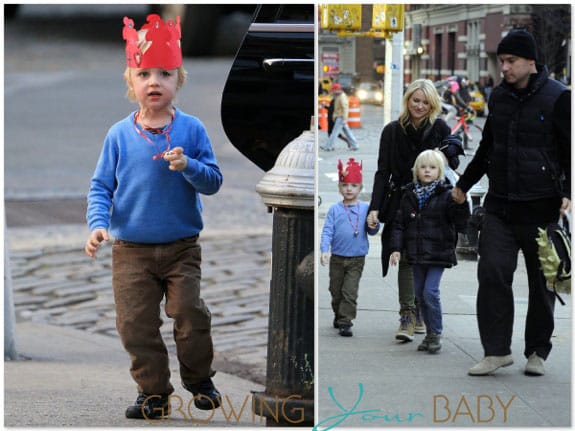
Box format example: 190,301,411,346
343,201,360,237
133,110,174,160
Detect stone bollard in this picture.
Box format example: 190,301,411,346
253,120,315,426
457,182,486,260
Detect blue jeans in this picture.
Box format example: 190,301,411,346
326,117,358,149
412,265,445,335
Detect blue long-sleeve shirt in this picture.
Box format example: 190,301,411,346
321,200,379,257
87,108,222,243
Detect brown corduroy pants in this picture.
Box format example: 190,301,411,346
112,236,215,395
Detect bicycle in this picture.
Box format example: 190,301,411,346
450,107,483,150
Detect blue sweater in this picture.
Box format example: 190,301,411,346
321,200,379,257
87,108,222,243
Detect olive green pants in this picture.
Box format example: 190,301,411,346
329,255,366,326
398,259,415,314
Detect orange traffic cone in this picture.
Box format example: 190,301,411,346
319,106,328,131
348,96,361,128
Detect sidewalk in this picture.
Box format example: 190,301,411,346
5,322,265,427
317,105,571,427
317,246,571,427
4,224,271,427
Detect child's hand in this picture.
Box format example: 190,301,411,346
85,228,109,259
367,210,379,226
451,186,467,204
390,251,401,266
367,218,378,229
164,146,188,171
320,252,330,266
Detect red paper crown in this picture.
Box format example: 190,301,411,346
338,158,363,183
123,14,182,69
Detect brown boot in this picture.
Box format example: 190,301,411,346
395,311,415,342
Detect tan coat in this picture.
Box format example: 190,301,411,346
332,92,349,121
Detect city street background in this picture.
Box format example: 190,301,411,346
317,103,571,427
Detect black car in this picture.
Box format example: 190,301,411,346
221,4,314,171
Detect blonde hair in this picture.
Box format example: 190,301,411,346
399,79,442,128
412,149,446,183
123,66,187,102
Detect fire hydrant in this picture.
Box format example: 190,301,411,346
253,121,315,426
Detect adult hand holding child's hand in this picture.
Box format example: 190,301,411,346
451,186,467,204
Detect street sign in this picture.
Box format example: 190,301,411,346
321,51,340,76
372,4,404,32
320,4,362,31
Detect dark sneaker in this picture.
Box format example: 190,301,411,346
125,392,170,419
427,333,441,353
417,334,430,351
333,317,340,329
339,325,353,337
182,378,221,410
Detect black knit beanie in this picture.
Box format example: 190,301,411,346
496,30,537,60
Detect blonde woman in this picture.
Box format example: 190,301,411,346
367,79,460,342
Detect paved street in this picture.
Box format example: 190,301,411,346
316,104,571,427
7,229,270,384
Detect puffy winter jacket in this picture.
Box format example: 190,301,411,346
369,118,450,222
390,182,470,268
483,66,567,200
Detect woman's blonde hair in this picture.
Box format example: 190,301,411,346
123,66,187,102
412,149,446,183
399,79,442,128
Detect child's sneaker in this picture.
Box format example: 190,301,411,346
333,316,340,329
182,378,221,410
395,312,415,342
427,334,441,353
417,334,430,351
125,392,171,419
339,325,353,337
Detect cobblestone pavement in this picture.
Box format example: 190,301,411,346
8,233,271,385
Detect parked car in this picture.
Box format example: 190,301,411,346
221,4,314,171
467,81,486,116
5,4,256,57
435,78,485,117
355,82,383,105
319,77,333,95
318,94,332,108
335,73,357,95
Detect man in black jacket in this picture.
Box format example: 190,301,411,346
452,29,571,377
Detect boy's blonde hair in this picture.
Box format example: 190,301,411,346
399,79,442,128
412,149,446,183
123,66,187,102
